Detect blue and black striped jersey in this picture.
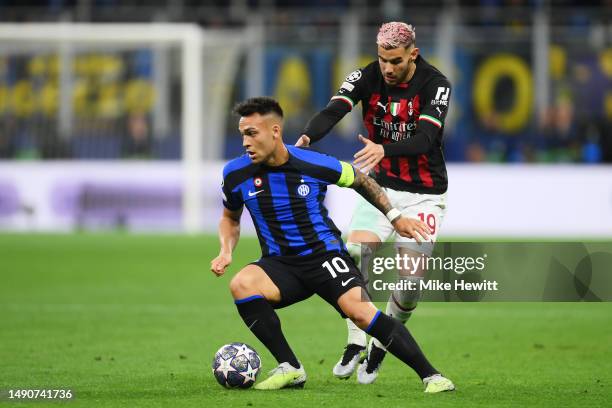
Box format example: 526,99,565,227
221,145,356,258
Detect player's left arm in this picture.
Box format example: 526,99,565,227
383,77,452,157
353,77,452,172
336,162,430,242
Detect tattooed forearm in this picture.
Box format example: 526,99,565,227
352,169,393,216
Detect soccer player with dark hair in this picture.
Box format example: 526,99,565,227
211,96,454,392
296,22,452,383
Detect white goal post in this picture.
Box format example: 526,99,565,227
0,23,256,233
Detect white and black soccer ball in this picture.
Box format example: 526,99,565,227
212,342,261,388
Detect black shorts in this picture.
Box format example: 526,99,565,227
251,250,366,318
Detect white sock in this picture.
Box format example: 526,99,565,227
346,318,367,347
387,276,421,323
385,292,417,323
371,336,386,351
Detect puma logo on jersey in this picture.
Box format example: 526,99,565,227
376,101,387,112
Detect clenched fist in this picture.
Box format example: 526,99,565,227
210,253,232,277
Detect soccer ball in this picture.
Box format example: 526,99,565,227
212,342,261,388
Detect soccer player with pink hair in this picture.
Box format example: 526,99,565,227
297,22,453,390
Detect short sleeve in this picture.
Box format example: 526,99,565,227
330,68,366,111
221,179,243,211
288,147,355,187
418,77,452,129
313,158,355,187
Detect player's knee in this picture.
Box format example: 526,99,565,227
229,272,257,299
344,305,373,329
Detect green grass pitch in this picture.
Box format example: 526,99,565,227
1,233,610,407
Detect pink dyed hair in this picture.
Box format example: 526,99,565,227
376,22,416,49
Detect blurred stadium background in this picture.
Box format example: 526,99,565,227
0,1,610,236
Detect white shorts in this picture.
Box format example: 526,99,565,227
348,188,447,244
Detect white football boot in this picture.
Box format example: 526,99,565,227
356,340,387,384
332,344,366,379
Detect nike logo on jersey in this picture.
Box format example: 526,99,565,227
341,277,356,287
248,190,264,197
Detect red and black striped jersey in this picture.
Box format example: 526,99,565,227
327,56,450,194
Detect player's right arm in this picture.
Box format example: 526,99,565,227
211,207,243,277
211,172,245,277
297,100,350,146
297,68,366,146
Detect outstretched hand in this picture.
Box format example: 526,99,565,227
353,134,384,173
392,217,430,243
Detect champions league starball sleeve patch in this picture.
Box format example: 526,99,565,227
345,70,362,83
331,68,366,109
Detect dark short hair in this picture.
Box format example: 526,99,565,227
232,97,284,118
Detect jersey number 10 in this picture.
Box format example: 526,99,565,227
322,257,350,278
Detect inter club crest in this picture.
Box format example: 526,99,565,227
297,184,310,197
